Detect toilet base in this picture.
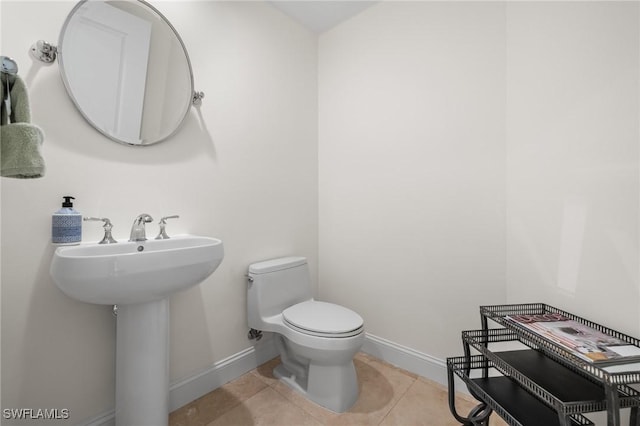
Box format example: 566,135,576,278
273,360,359,413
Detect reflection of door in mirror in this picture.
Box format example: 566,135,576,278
58,0,195,145
64,1,151,145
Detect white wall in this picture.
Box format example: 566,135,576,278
504,4,639,423
318,0,640,361
318,1,507,360
1,1,317,422
505,2,640,337
3,0,640,423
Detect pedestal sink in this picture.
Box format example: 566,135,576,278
50,235,224,426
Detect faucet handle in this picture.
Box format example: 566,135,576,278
155,215,179,240
135,213,154,224
84,217,118,244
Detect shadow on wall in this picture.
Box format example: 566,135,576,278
170,284,217,387
13,243,116,415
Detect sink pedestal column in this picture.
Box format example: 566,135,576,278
116,298,169,426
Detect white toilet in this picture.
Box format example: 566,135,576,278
247,256,365,413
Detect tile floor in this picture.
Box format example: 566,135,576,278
169,353,508,426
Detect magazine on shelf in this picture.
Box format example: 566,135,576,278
505,313,640,366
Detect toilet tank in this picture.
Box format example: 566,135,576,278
247,257,312,329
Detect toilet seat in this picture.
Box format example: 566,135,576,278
283,300,364,338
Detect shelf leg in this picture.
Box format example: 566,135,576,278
447,362,491,425
463,339,472,376
462,342,484,403
481,315,489,379
468,403,492,425
605,383,621,426
557,413,571,426
629,407,640,426
447,363,471,425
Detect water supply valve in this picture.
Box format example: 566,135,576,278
248,328,263,341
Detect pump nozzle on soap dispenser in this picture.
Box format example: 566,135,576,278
62,196,75,207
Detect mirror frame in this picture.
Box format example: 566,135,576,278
57,0,196,146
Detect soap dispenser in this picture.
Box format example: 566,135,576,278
52,196,82,244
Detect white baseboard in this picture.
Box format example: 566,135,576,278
80,332,465,426
361,333,447,385
169,335,278,411
361,333,470,397
79,336,278,426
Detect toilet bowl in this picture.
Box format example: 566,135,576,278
247,257,364,413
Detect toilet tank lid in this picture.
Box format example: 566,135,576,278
249,256,307,274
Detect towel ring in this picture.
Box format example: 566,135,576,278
1,56,19,75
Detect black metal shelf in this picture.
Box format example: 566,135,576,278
463,329,640,414
496,349,605,406
446,304,640,426
480,304,640,386
448,355,594,426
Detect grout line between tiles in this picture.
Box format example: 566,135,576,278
375,374,418,425
268,378,335,424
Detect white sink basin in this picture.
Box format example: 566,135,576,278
50,235,224,305
50,234,224,425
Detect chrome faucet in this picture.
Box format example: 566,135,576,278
129,214,154,242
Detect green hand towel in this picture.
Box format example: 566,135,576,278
1,73,46,178
0,73,9,125
1,73,31,125
1,122,45,178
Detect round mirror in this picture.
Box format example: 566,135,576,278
58,0,194,146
